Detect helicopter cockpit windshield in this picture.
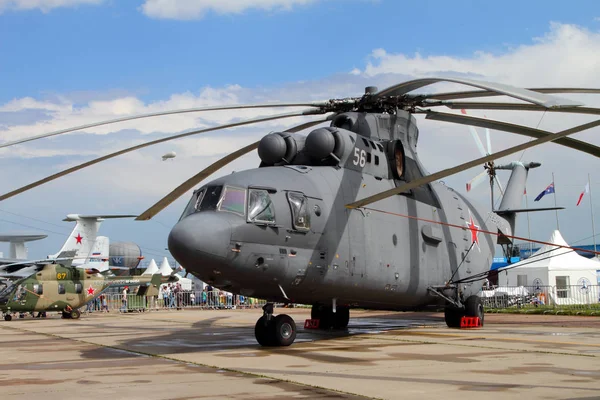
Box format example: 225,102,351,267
180,185,249,220
0,278,22,304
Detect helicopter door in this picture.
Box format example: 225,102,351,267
346,209,367,282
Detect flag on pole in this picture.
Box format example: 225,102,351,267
534,182,555,202
576,183,590,206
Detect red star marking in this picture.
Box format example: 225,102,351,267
75,233,83,244
87,286,95,296
466,215,480,246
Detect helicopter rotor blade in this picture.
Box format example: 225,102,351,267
0,102,328,150
135,118,328,221
438,102,600,115
346,118,600,209
0,109,323,202
425,88,600,102
423,110,600,158
374,77,583,108
460,109,487,157
466,170,487,192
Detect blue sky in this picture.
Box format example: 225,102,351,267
2,0,598,102
1,0,600,261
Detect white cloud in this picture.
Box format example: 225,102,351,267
360,23,600,88
140,0,317,20
0,0,103,13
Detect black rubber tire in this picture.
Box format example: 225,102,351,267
444,307,463,328
4,314,11,321
311,304,333,329
332,307,350,329
310,304,320,320
70,309,81,320
255,316,275,346
273,314,296,346
464,295,484,326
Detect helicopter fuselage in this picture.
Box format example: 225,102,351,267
169,126,501,310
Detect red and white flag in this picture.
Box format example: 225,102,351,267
576,183,590,206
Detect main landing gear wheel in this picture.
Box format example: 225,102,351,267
444,295,485,328
4,314,12,321
70,309,81,320
254,303,297,347
444,307,463,328
464,295,484,326
311,304,350,329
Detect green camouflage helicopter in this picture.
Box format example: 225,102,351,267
0,257,164,321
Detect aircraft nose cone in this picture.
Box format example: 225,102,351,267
168,213,232,269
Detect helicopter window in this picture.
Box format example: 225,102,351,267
218,186,246,216
198,186,223,211
193,188,206,211
33,284,43,295
287,192,310,231
75,283,83,294
361,138,369,147
369,141,377,150
376,143,384,152
58,283,66,295
375,155,380,165
247,189,276,224
14,284,26,301
366,152,372,163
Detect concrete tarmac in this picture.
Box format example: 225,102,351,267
1,308,599,400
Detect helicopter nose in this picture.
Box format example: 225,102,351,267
168,213,232,268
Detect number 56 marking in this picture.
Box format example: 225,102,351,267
352,148,366,168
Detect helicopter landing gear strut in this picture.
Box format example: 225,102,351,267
428,286,484,328
254,303,296,347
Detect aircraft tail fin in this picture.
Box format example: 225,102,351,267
84,236,110,271
495,161,541,235
48,214,134,263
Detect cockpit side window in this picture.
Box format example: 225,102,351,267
218,186,246,216
33,284,43,295
287,192,310,231
247,189,275,224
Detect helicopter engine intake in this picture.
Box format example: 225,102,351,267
305,127,345,163
258,132,299,165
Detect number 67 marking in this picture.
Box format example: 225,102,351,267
352,148,366,168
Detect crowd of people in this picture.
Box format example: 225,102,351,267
84,284,265,313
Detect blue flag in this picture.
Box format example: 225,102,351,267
534,182,555,202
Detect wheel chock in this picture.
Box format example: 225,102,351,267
304,319,320,329
460,316,481,329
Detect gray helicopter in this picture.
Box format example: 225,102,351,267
3,77,600,347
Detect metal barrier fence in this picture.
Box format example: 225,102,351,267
480,285,600,310
83,290,267,313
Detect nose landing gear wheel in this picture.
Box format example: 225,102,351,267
255,303,297,347
70,309,81,320
255,316,275,346
273,314,296,346
4,314,12,321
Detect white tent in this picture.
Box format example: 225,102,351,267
142,259,159,275
158,257,173,276
498,230,599,304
